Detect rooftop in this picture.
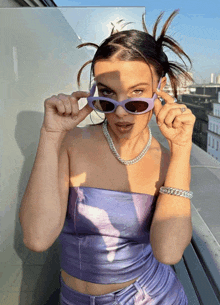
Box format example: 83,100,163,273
189,83,220,88
181,102,208,109
183,93,212,98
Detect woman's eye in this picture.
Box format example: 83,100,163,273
99,89,113,96
99,88,144,97
133,90,143,95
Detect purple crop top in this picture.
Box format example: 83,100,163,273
58,186,167,284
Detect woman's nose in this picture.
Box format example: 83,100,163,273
114,95,129,115
117,94,128,102
114,103,128,116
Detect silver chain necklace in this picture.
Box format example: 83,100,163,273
102,119,152,165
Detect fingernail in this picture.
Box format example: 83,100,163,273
156,88,160,92
157,122,161,126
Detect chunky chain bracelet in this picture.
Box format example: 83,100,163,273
159,186,193,199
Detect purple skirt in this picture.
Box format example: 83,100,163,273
59,264,188,305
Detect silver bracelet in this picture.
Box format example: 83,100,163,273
159,186,193,199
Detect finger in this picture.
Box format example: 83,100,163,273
50,96,66,114
153,96,163,117
77,102,94,122
157,105,188,126
71,91,90,99
172,113,196,128
70,91,91,120
57,94,72,115
153,84,177,116
69,96,79,118
155,88,176,104
164,108,190,128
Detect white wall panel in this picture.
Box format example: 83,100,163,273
0,7,145,304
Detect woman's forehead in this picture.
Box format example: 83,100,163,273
94,60,156,82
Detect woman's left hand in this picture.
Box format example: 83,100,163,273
153,89,196,148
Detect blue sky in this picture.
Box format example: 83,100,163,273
55,0,220,84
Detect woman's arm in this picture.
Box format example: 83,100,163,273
150,144,193,265
19,128,69,252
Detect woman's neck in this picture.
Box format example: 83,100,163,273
106,122,150,160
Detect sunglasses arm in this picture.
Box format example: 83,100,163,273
89,82,97,97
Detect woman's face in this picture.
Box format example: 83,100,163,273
93,58,166,139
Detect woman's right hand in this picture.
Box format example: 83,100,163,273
42,91,93,133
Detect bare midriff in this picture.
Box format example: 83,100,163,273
61,269,139,295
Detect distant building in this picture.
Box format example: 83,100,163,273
216,74,220,84
181,83,220,153
207,99,220,161
163,72,194,97
211,73,215,84
189,83,220,97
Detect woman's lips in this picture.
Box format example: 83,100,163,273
115,124,134,132
115,123,133,127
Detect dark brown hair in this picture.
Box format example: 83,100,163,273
76,10,193,125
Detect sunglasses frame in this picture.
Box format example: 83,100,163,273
87,78,162,114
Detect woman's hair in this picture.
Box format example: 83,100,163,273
76,10,193,126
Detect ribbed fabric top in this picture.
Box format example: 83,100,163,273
58,186,164,284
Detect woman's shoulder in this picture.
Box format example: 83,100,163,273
66,123,171,168
65,124,99,152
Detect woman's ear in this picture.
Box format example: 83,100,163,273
160,76,167,90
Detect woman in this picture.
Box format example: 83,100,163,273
19,10,196,305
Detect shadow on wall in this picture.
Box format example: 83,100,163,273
20,243,61,305
15,111,61,305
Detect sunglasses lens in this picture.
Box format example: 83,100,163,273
125,101,149,113
92,100,115,112
92,99,149,113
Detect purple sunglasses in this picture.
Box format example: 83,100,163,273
87,78,162,114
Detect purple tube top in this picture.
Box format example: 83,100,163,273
58,186,173,284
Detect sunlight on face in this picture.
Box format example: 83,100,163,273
94,59,158,99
